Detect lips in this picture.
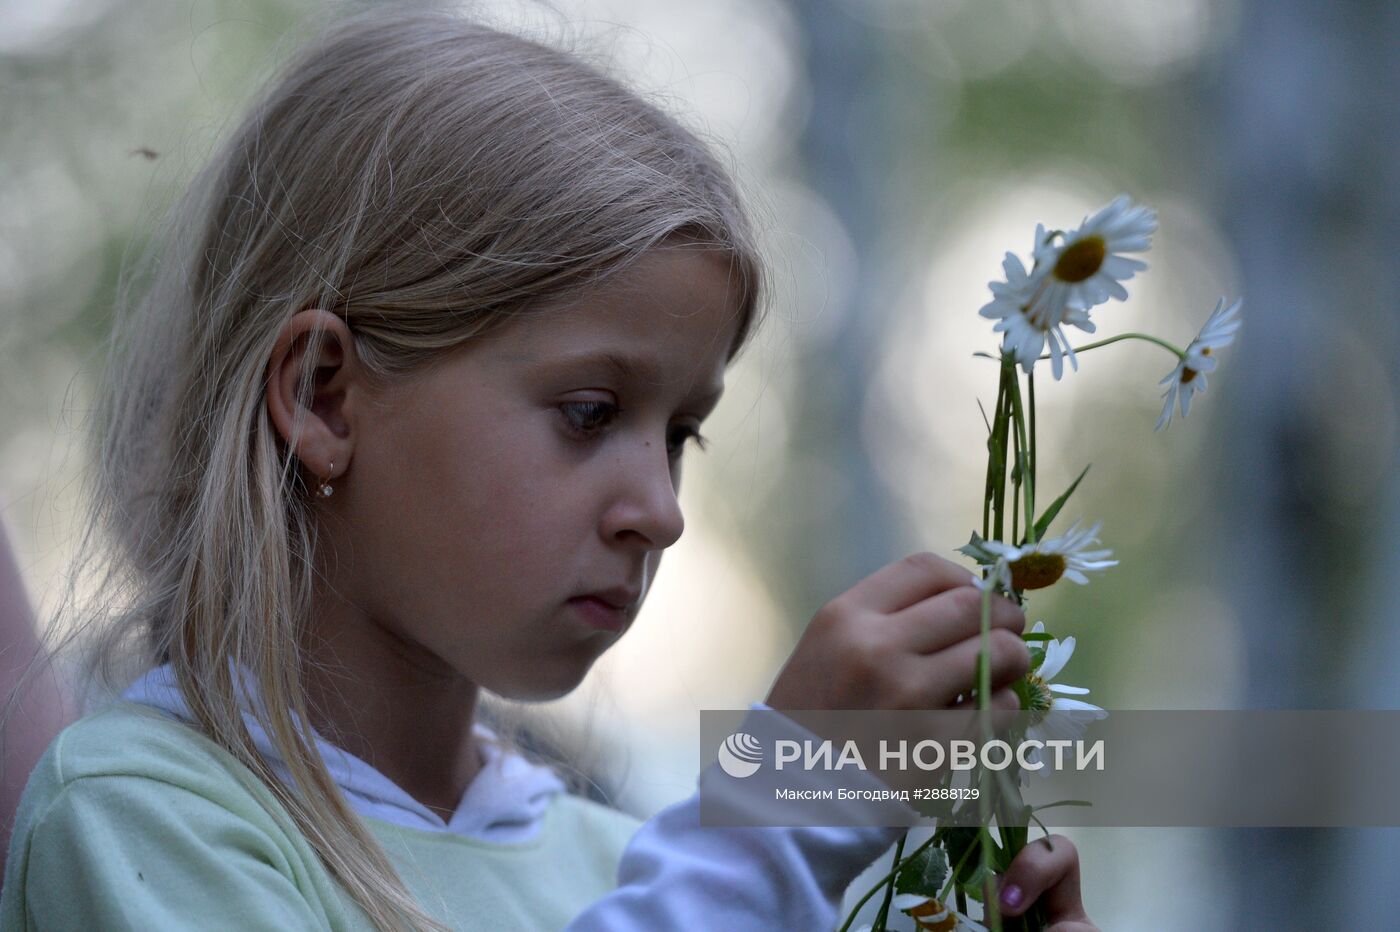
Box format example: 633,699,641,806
568,595,630,632
572,585,641,611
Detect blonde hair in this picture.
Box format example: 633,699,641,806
14,4,766,929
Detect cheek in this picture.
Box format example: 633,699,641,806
421,413,588,564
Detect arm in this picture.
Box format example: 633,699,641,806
567,553,1039,930
566,703,912,931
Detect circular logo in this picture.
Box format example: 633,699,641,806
717,731,763,778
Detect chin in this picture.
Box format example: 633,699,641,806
488,665,593,704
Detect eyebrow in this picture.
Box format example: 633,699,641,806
534,350,725,408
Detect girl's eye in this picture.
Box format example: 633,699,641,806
558,401,709,459
559,400,619,435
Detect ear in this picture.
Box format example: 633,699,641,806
264,309,362,488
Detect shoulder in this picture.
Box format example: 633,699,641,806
18,701,286,826
7,699,307,860
35,700,238,778
3,702,359,928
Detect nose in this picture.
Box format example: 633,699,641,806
600,442,685,551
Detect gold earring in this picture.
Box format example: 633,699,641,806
316,459,335,499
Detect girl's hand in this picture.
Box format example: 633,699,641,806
997,834,1099,931
765,551,1030,713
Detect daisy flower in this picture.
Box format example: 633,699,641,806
978,251,1098,380
1156,297,1244,431
1030,195,1158,318
977,519,1118,592
1022,621,1108,748
978,196,1155,380
890,894,990,932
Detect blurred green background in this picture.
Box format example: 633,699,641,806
3,1,1397,929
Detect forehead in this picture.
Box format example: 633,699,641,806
496,248,745,397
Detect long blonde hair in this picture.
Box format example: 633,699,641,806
15,4,767,929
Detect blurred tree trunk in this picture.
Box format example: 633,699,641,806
1339,1,1400,925
1209,1,1397,927
777,0,923,624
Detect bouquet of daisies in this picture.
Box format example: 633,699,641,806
841,196,1243,932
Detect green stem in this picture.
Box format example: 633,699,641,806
1006,371,1033,545
977,586,1001,932
1010,420,1021,546
992,357,1015,544
1028,372,1037,539
982,360,1012,541
940,833,980,902
1038,331,1186,360
837,834,942,932
872,833,906,930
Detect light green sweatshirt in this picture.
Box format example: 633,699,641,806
0,702,642,930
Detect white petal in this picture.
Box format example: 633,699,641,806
892,893,931,910
1061,329,1081,373
1052,697,1108,716
1049,683,1091,695
1038,640,1071,681
1155,396,1174,430
1102,255,1147,276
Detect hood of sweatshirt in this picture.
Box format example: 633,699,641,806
121,663,566,843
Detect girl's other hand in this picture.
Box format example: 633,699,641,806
764,551,1029,714
997,834,1099,931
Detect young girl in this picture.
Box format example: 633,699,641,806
1,6,1097,930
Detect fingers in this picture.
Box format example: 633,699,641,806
919,629,1031,708
835,552,974,616
997,835,1094,926
891,584,1025,654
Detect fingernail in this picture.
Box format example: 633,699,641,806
1000,883,1023,909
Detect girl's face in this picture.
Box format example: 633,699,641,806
318,246,744,701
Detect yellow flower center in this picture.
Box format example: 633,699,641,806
906,898,960,931
1009,552,1065,590
1180,367,1198,384
1052,235,1107,283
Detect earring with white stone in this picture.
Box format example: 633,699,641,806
316,459,335,499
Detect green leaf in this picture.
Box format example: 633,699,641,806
977,398,993,435
934,826,981,884
1027,464,1091,544
955,531,998,565
957,862,996,903
895,844,950,899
